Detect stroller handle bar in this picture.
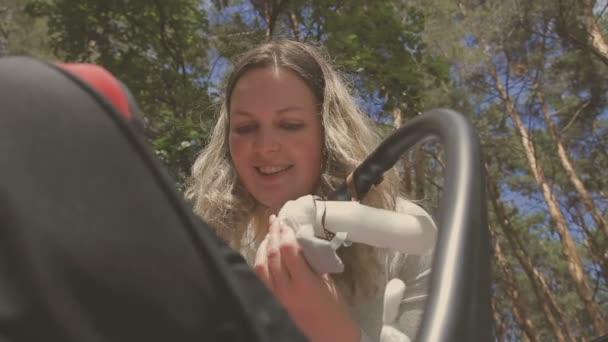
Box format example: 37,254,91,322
330,109,492,341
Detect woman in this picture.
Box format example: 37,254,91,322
187,39,434,342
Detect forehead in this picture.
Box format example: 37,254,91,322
229,67,318,113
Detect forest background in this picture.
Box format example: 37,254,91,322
2,0,607,340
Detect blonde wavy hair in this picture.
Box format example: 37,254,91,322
186,39,401,303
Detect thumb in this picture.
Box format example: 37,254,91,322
382,278,406,324
380,325,411,342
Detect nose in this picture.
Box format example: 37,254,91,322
253,128,280,155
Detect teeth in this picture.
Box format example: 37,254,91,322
258,165,290,175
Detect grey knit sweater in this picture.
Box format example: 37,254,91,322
352,249,433,341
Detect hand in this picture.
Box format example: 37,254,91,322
380,279,412,342
254,215,361,342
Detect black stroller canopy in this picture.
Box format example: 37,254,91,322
0,56,306,342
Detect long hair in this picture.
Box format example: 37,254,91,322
186,39,401,302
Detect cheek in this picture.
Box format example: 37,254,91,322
229,136,249,173
296,137,324,183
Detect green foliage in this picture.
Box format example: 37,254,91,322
0,0,54,58
208,0,451,119
306,1,450,116
15,0,608,338
27,0,213,182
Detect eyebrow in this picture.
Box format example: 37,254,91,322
231,110,253,117
231,106,307,117
277,106,307,115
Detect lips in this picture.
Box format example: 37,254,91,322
255,165,293,175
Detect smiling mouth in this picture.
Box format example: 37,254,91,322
255,165,293,175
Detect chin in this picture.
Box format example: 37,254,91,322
256,196,286,212
257,190,311,212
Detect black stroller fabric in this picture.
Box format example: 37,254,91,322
0,57,306,342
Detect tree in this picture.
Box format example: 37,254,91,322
28,0,214,183
409,0,608,337
1,0,53,58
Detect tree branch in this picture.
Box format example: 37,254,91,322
559,99,590,134
287,10,300,41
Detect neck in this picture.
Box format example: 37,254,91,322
253,205,274,239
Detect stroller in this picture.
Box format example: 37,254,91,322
0,57,492,341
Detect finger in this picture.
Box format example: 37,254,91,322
254,236,272,291
269,214,277,225
267,219,290,291
278,222,315,282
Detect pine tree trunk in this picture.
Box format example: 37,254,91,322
252,0,287,39
534,82,608,244
572,204,608,281
490,64,607,334
287,11,301,41
492,298,505,341
487,172,575,341
581,0,608,66
492,297,508,342
491,228,538,342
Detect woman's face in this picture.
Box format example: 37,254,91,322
228,67,324,212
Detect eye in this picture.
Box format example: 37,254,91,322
280,122,304,130
233,123,257,135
